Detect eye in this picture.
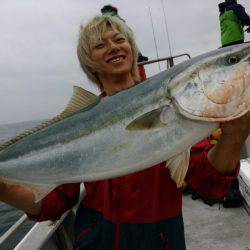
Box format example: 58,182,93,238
227,56,239,65
94,43,105,49
116,37,125,43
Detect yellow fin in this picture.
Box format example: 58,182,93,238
166,149,190,188
0,86,99,151
60,86,99,116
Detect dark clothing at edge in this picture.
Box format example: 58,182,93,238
219,1,250,27
219,0,250,46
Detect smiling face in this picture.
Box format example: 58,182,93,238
77,15,139,90
91,27,134,83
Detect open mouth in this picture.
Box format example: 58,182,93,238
107,55,126,64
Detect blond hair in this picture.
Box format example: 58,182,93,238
77,15,140,90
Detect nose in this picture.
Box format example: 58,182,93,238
108,40,120,52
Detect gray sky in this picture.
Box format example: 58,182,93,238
0,0,250,124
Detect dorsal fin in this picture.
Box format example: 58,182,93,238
60,86,99,116
0,86,99,151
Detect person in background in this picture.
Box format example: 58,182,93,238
0,14,249,250
101,4,125,21
219,0,250,47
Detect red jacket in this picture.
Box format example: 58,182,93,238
29,138,239,250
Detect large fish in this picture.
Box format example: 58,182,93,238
0,43,249,201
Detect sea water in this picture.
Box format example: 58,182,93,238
0,120,42,249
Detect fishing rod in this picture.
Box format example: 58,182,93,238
148,6,161,72
161,0,173,58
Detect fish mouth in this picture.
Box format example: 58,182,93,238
175,100,249,122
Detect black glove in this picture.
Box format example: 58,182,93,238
246,27,250,33
137,52,149,63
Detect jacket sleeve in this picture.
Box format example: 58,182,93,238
185,137,240,200
234,5,250,26
27,183,80,221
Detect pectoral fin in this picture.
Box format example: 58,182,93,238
126,108,167,131
166,149,190,188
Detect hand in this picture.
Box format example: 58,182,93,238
208,111,250,175
246,27,250,33
0,182,42,215
220,111,250,149
0,182,7,198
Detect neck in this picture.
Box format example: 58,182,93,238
101,74,135,95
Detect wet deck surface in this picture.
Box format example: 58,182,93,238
183,195,250,250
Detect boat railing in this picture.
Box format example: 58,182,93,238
0,184,86,250
138,53,191,68
13,210,75,250
0,214,28,245
0,205,76,250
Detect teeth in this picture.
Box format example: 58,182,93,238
109,56,124,63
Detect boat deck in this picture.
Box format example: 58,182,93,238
1,194,249,249
183,195,250,250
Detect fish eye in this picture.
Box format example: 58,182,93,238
227,56,239,65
